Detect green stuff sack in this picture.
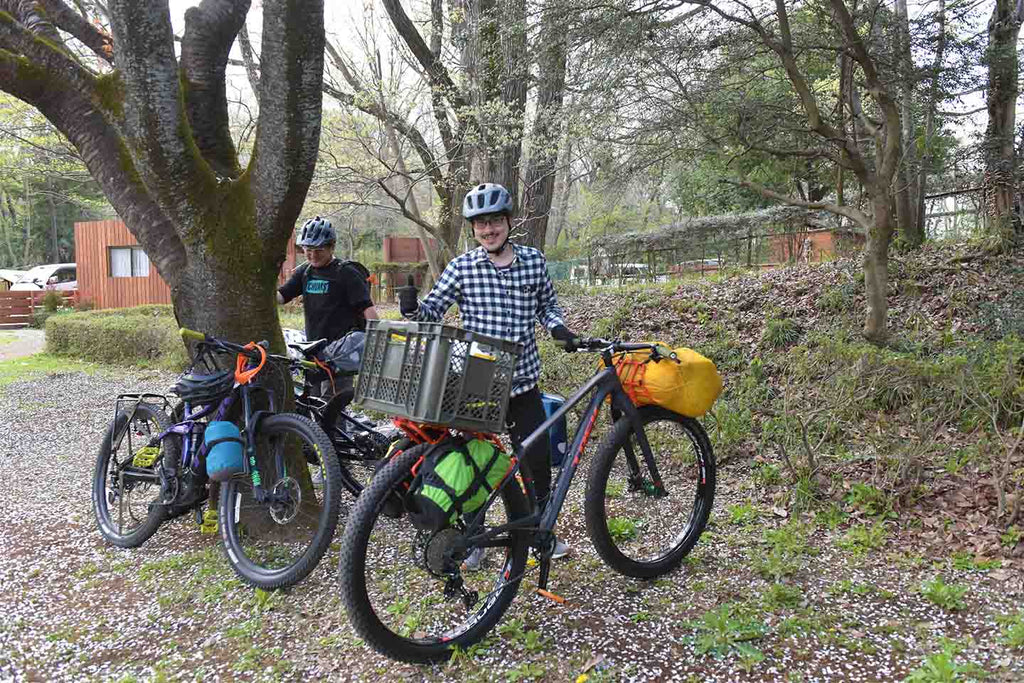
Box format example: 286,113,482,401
407,436,512,532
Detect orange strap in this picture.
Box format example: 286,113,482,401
314,357,336,394
614,355,654,406
234,342,267,384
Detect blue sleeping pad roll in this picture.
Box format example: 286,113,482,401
205,421,244,481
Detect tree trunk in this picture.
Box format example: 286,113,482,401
384,124,442,279
22,177,31,265
984,0,1023,244
548,135,572,247
474,0,527,196
518,0,567,249
863,188,894,342
915,0,946,242
0,0,324,349
894,0,923,248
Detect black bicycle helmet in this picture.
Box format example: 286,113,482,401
171,369,235,405
296,216,336,248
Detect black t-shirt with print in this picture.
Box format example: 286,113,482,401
278,259,373,342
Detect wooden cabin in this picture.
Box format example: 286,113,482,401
74,220,300,310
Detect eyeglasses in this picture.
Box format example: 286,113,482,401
472,216,506,229
304,246,331,254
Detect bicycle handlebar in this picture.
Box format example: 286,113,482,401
567,337,678,361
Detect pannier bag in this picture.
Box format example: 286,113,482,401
204,421,244,481
407,436,513,532
540,393,568,467
612,344,723,417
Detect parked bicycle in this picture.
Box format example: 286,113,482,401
282,328,402,496
92,328,341,590
337,322,717,663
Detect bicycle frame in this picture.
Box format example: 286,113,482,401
114,344,284,505
461,353,664,562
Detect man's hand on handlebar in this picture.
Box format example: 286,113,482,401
550,325,581,352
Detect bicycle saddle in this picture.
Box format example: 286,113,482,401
289,338,330,358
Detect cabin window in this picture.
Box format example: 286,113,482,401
109,246,150,278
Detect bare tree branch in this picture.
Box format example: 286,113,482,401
37,0,113,63
180,0,250,179
237,21,259,100
252,0,324,245
722,178,871,231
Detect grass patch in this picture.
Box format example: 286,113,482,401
996,611,1024,649
904,642,987,682
836,521,888,555
688,603,767,662
919,576,968,611
761,318,801,349
753,521,814,581
0,353,100,388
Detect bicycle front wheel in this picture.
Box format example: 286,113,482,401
339,443,530,663
585,405,716,578
92,402,176,548
218,413,341,590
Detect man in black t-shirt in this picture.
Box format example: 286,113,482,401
278,216,378,393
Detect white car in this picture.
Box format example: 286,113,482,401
10,263,77,291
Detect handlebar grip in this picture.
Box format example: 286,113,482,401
300,360,318,371
179,328,207,343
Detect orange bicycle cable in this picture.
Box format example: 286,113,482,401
234,342,267,384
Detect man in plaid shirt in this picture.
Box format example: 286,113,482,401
399,182,579,567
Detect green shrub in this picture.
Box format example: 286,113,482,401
817,287,848,313
761,318,801,349
41,290,64,312
45,307,187,369
31,309,56,329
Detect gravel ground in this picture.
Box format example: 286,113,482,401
0,329,45,361
2,368,1024,682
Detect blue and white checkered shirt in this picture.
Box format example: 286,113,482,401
408,243,565,396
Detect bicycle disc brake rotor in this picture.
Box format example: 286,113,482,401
269,476,301,524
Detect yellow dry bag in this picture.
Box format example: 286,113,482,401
612,344,722,417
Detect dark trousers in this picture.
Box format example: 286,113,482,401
507,387,551,507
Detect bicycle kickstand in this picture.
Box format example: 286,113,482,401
535,558,566,604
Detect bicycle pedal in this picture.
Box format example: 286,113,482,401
536,588,566,604
199,510,218,535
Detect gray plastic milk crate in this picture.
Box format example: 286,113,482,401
354,320,524,433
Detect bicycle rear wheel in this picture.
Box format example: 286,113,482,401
339,444,530,663
92,402,176,548
585,405,715,578
218,413,341,590
330,414,397,495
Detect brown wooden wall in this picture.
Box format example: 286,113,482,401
75,220,300,310
383,236,436,263
75,220,172,309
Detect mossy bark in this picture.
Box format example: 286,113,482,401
0,1,323,353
